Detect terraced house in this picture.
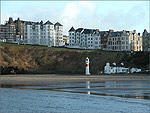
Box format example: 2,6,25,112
24,21,64,47
68,27,101,49
142,29,150,51
107,30,142,51
0,17,16,42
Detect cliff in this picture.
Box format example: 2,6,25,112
0,43,149,74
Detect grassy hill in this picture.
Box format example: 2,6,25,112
0,42,149,74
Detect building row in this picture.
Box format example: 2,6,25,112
68,27,150,51
68,27,101,49
0,17,149,51
24,21,64,47
0,17,65,47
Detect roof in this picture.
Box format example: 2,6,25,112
35,22,40,25
109,31,123,37
110,63,125,67
82,29,100,34
143,29,148,34
26,22,32,25
54,22,62,26
82,29,93,34
99,31,109,35
8,17,14,24
44,20,53,25
75,28,83,32
69,26,75,32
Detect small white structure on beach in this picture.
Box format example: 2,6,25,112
104,62,129,74
85,57,90,75
130,68,141,73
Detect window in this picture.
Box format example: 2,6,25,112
122,41,125,44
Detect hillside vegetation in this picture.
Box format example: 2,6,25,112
0,42,149,74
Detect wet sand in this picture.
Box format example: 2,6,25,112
1,74,150,112
0,74,150,85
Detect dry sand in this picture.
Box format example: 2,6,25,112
0,74,150,85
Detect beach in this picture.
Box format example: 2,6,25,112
0,74,150,85
1,74,150,113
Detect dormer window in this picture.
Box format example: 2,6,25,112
40,25,43,29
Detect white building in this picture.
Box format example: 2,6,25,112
54,22,64,46
104,62,129,74
24,20,64,47
107,30,142,51
68,27,101,49
130,68,141,73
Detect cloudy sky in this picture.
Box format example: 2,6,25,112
1,1,149,35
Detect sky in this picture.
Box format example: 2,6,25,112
1,1,149,35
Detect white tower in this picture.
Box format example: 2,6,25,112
85,57,90,75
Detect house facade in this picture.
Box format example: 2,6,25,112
0,17,16,42
14,18,26,42
107,30,142,51
0,17,29,43
24,21,64,47
54,22,64,46
68,27,101,49
100,31,109,50
142,29,150,51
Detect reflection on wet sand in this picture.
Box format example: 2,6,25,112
0,80,150,99
86,81,90,95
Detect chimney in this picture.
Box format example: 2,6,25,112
133,30,136,33
109,29,114,32
96,29,99,33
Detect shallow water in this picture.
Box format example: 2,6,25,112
0,80,150,113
